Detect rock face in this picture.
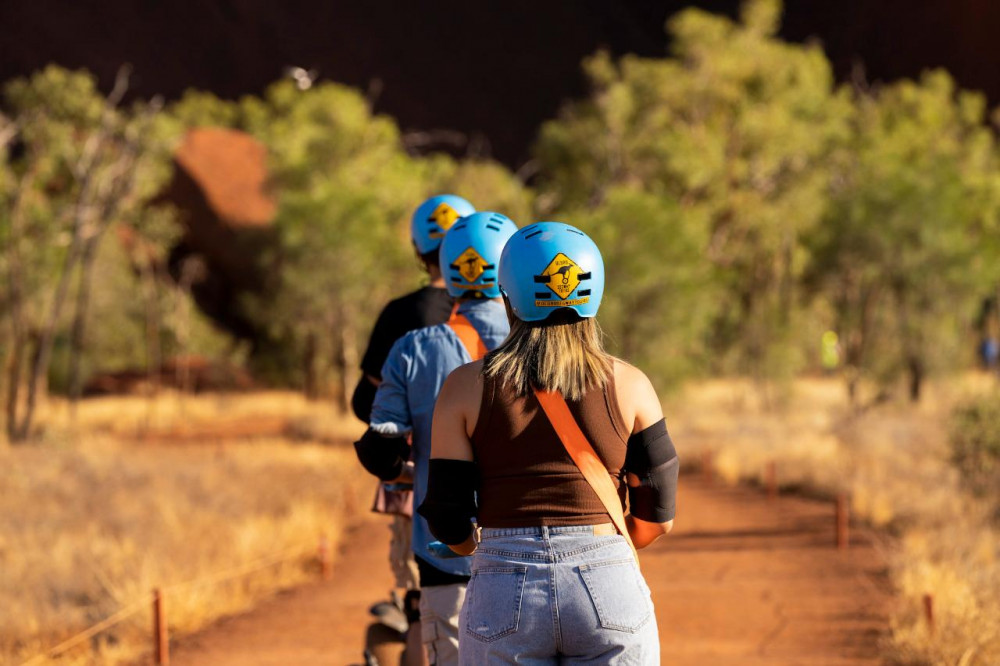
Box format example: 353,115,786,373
174,128,276,230
162,128,277,341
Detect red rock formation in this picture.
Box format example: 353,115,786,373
161,128,277,340
174,128,276,229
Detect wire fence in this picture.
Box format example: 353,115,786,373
18,535,332,666
18,457,906,665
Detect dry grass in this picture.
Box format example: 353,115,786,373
4,380,998,665
0,392,368,666
664,374,1000,666
33,390,363,443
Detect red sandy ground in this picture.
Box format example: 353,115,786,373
170,477,891,666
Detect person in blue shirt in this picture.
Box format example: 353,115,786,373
355,212,518,666
353,194,475,666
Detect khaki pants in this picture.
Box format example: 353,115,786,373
418,584,466,666
390,515,420,590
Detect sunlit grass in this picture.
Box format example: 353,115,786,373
4,378,997,665
0,392,368,666
665,373,1000,666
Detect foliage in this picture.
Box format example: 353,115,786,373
535,0,1000,399
168,81,534,400
240,80,430,398
535,0,851,383
429,155,535,224
807,71,1000,400
0,65,181,441
570,188,715,390
6,0,1000,420
950,393,1000,502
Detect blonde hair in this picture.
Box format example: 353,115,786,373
483,313,613,401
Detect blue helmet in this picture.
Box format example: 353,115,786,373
411,194,476,255
498,222,605,322
440,212,518,298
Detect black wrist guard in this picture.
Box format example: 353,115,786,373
416,459,479,545
354,428,410,481
625,419,678,522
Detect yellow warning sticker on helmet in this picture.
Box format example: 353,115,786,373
427,203,461,239
454,247,489,283
540,253,583,300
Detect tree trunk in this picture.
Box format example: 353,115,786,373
843,282,881,409
17,224,85,440
336,317,357,415
4,238,27,442
138,260,162,431
4,333,24,443
67,234,104,415
907,355,923,402
6,65,131,441
303,331,319,401
5,167,35,443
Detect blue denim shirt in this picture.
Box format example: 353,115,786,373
370,299,510,576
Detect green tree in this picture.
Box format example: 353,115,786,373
807,71,1000,401
0,65,180,441
240,80,430,403
572,189,716,388
168,80,534,403
535,0,850,383
429,156,534,224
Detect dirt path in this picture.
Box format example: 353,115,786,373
171,477,890,665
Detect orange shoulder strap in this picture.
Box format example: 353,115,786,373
533,389,638,561
447,307,488,361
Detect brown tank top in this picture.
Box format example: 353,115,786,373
470,372,631,527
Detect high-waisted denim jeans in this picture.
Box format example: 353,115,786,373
459,525,659,665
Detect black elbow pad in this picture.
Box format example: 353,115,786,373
354,428,410,481
417,459,479,545
628,457,678,522
625,419,676,475
626,419,679,522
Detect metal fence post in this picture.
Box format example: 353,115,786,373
836,493,850,550
765,461,777,501
153,588,168,665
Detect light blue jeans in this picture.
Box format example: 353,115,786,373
459,525,659,665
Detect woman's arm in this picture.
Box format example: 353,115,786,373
429,362,481,460
615,361,676,548
422,362,484,554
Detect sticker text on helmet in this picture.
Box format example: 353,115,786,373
535,297,590,307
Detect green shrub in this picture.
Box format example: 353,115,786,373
950,394,1000,501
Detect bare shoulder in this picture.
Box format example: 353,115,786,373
612,358,663,433
437,360,485,431
444,360,484,390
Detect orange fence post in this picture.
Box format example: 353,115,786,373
153,588,168,665
923,593,935,635
765,461,777,501
702,450,713,484
835,493,850,550
318,534,332,580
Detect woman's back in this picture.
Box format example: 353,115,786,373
471,372,630,528
421,221,675,665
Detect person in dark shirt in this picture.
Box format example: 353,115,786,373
352,287,454,421
351,194,475,422
352,193,474,666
